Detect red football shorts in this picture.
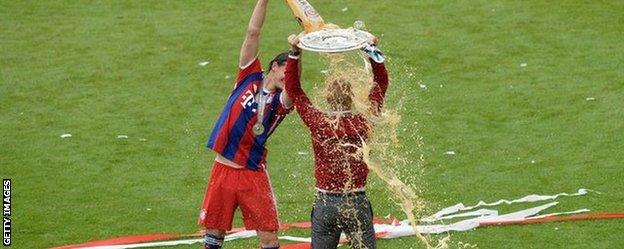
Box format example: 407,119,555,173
198,161,279,231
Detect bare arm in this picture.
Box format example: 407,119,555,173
239,0,269,68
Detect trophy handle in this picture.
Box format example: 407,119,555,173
286,0,326,32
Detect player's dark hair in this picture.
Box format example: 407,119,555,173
266,52,289,73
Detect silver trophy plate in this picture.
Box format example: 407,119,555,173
298,28,372,53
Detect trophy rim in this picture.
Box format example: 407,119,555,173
298,28,372,53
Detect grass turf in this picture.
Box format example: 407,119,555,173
1,0,623,248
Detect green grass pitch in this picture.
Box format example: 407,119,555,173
1,0,623,248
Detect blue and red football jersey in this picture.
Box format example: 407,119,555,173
207,58,291,170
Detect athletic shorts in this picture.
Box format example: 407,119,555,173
198,161,279,231
311,191,376,249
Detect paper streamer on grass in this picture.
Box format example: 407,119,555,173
83,239,203,249
379,201,564,237
421,188,594,222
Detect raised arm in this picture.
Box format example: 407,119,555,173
284,55,326,127
278,33,305,109
362,42,389,115
239,0,269,68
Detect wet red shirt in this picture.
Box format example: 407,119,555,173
284,57,389,192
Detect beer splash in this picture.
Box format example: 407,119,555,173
306,51,449,248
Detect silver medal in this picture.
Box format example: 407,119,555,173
252,123,265,135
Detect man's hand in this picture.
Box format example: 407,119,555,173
362,35,385,63
288,33,303,52
368,35,379,46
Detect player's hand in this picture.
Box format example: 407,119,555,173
288,33,304,52
368,35,379,46
362,35,385,63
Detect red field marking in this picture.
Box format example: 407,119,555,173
51,234,184,249
282,243,312,249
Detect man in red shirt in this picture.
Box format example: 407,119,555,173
284,35,388,249
200,1,293,249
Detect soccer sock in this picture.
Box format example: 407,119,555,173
261,247,280,249
204,233,224,249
